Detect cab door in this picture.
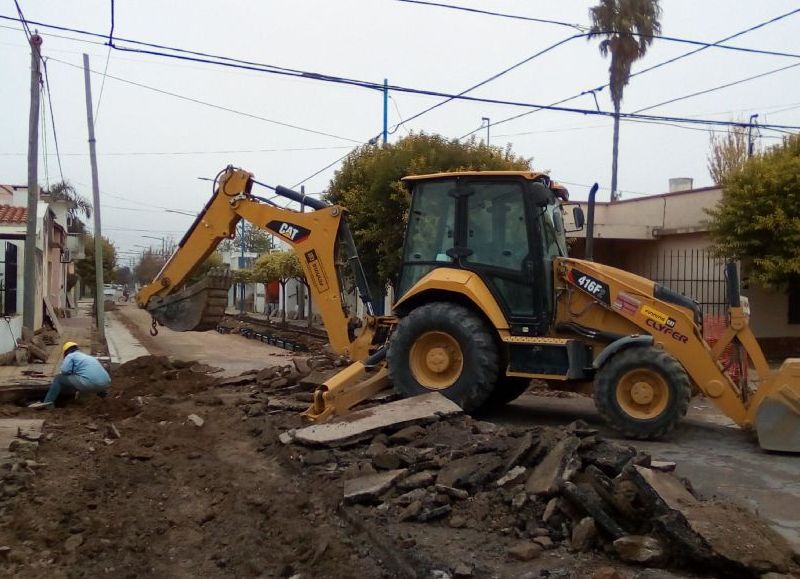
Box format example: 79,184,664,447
459,179,542,334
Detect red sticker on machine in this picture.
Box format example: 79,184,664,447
613,291,641,315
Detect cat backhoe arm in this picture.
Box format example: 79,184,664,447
136,166,390,380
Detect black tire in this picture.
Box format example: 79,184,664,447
387,302,499,411
483,377,531,409
594,346,691,440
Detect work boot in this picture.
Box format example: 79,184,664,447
28,401,54,410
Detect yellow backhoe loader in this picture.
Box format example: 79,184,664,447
137,166,800,452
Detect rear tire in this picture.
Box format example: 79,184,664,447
594,346,691,440
483,377,531,409
387,302,499,411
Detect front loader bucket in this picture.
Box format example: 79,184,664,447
146,267,232,332
755,359,800,452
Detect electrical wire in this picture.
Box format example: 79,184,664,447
392,0,586,30
457,7,800,139
45,56,364,144
633,61,800,113
41,59,65,182
39,85,49,189
0,145,353,157
11,0,31,41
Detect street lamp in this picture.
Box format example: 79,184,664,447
142,235,166,255
481,117,490,145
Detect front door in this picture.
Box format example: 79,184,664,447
460,179,540,333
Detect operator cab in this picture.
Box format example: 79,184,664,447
399,172,575,335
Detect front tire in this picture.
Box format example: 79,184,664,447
387,302,499,411
594,346,691,440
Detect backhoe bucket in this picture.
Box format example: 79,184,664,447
755,359,800,452
146,267,232,332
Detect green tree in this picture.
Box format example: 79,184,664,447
250,251,305,324
74,235,116,294
187,251,224,284
588,0,662,201
326,133,531,298
707,122,750,185
114,266,134,287
219,222,275,254
707,134,800,288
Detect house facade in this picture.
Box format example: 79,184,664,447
566,180,799,358
0,185,79,341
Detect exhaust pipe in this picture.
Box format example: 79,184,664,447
585,183,599,262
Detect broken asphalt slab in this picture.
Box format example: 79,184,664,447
287,393,462,447
344,469,407,504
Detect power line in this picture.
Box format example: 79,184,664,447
458,7,800,139
45,56,364,144
12,0,31,40
633,61,800,113
0,145,353,157
392,0,586,31
41,59,64,182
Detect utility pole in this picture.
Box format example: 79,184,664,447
82,53,105,341
747,113,759,158
239,220,245,314
382,78,389,145
481,117,490,145
23,33,42,331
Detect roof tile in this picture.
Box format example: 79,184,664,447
0,205,27,224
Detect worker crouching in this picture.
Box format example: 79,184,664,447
28,342,111,410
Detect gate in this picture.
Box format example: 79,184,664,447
627,249,746,383
627,249,728,317
0,243,17,316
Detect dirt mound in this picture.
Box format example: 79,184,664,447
0,359,386,578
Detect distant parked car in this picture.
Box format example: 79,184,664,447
103,284,115,298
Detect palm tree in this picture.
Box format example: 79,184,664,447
589,0,662,201
42,180,92,233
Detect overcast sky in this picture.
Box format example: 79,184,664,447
1,0,798,263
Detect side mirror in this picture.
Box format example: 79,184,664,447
572,206,585,230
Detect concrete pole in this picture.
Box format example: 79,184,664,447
82,53,105,341
382,79,389,145
23,34,43,330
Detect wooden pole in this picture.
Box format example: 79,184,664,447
22,34,42,330
82,53,105,341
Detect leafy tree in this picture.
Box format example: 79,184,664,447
134,250,166,286
114,266,134,287
249,251,305,324
588,0,662,201
187,251,223,284
707,134,800,288
219,222,275,254
74,235,116,294
707,123,750,185
326,133,531,298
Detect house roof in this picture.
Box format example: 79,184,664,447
0,205,27,224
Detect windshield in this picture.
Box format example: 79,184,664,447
397,179,457,296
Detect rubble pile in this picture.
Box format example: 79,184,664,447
214,355,349,411
280,402,796,577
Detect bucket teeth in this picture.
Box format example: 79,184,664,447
146,267,233,332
